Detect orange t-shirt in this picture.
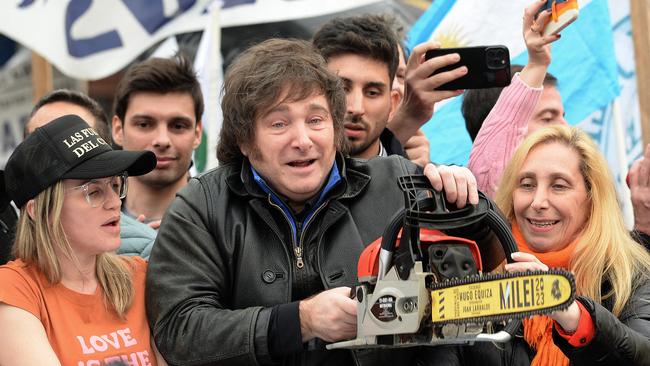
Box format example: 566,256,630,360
0,256,157,366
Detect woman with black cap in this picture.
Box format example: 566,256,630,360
0,115,166,365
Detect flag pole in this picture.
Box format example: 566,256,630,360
630,0,650,147
612,99,635,229
193,0,222,173
205,3,221,171
31,51,52,103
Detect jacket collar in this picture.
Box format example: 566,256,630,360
225,152,371,200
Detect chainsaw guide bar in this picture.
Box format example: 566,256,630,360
430,269,575,325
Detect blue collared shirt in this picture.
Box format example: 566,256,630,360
250,160,341,246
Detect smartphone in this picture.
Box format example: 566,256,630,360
425,46,511,91
537,0,579,36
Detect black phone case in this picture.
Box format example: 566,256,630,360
425,46,511,90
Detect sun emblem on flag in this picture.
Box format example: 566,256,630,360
433,23,471,48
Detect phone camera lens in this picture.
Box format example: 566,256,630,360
486,47,507,70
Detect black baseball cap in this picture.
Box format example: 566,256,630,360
0,114,156,209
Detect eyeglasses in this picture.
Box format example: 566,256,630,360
65,173,128,208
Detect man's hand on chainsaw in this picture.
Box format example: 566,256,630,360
423,163,479,208
299,287,357,343
506,252,581,333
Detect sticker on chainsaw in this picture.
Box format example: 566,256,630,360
430,272,573,323
371,295,397,322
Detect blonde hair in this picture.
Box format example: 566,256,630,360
13,181,134,317
495,125,650,315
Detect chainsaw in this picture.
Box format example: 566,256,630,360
328,175,575,349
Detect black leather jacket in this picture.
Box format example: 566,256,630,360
418,281,650,365
146,154,420,366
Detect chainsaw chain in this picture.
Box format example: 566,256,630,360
427,269,576,326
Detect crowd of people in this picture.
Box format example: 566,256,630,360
0,1,649,365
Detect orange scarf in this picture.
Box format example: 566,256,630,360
512,222,577,366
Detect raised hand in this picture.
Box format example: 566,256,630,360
629,144,650,235
388,41,466,144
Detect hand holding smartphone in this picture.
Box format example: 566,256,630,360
425,46,511,91
537,0,579,36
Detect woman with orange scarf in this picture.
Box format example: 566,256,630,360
422,125,650,365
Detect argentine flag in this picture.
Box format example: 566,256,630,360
407,0,619,166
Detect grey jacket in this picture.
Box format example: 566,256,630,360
146,155,420,366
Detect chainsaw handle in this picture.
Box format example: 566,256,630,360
486,209,518,264
398,175,519,263
378,196,435,279
380,209,406,254
384,175,519,279
378,209,406,280
398,175,490,230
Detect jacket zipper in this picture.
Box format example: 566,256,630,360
295,220,305,269
267,196,304,269
297,200,329,269
268,196,329,270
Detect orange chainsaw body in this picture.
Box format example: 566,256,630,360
358,228,483,283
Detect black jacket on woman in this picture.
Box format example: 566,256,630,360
418,281,650,365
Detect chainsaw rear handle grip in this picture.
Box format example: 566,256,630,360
378,175,519,275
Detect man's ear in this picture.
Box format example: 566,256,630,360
240,142,250,157
26,200,36,220
193,121,203,150
111,116,124,147
388,89,401,121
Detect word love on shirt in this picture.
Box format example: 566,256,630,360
76,327,153,366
